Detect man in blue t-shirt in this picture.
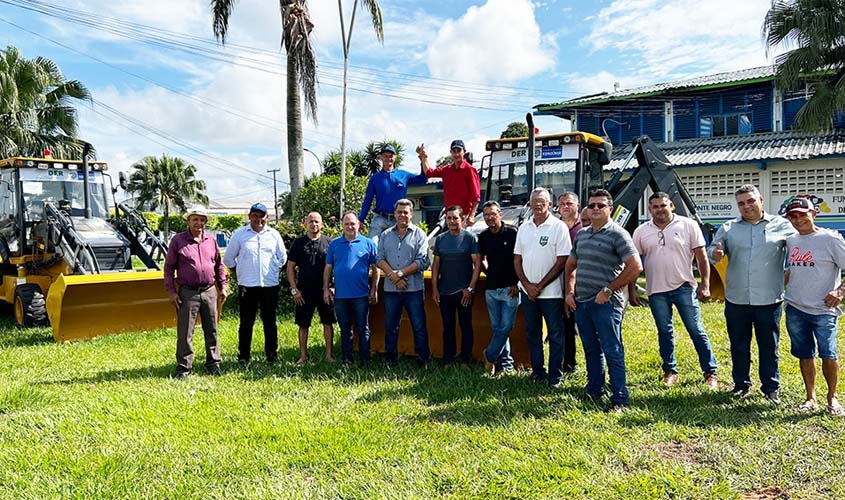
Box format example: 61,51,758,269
324,212,379,366
359,144,428,242
432,205,481,365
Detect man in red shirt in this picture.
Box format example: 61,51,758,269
164,205,228,379
417,139,481,225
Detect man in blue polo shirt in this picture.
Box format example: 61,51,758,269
324,212,379,366
360,144,428,242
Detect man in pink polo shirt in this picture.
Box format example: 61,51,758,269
632,192,718,389
416,139,481,225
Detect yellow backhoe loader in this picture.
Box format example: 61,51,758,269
0,150,174,342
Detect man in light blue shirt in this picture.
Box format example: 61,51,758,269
376,199,431,366
224,203,287,366
709,185,796,403
359,144,428,242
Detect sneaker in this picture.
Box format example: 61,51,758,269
730,386,750,398
237,359,250,369
482,352,496,377
172,371,190,380
609,403,629,414
662,372,679,387
704,374,718,390
208,365,223,376
266,356,279,365
764,390,781,405
549,381,562,390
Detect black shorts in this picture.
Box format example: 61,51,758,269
294,289,336,328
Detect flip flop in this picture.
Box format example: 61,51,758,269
827,401,845,418
797,400,817,412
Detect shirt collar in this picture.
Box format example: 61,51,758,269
586,219,613,233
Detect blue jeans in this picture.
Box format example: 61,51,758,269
724,301,781,394
484,287,519,370
384,290,430,362
785,305,839,360
368,214,395,243
575,300,628,405
521,293,565,385
334,297,371,363
648,284,717,377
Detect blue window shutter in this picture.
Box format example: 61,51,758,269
750,85,773,132
674,100,697,139
783,97,807,129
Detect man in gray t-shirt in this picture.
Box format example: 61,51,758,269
432,205,481,364
783,197,845,417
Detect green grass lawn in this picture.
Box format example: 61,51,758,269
0,303,843,499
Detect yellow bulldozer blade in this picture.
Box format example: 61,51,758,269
46,271,175,343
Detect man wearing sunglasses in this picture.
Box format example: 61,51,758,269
709,184,796,405
564,189,642,413
632,192,718,389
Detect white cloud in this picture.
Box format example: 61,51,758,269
425,0,556,83
583,0,774,80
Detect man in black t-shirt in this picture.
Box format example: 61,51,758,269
478,201,520,376
286,212,336,365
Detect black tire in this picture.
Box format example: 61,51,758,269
14,284,48,328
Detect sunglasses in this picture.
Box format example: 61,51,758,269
587,203,608,209
658,230,665,246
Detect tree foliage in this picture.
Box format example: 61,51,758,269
500,121,529,138
126,154,208,240
292,170,368,222
0,45,91,159
763,0,845,131
320,139,406,176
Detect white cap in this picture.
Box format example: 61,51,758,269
184,204,208,219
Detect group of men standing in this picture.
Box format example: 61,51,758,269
162,139,845,417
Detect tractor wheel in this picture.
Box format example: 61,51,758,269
14,284,48,328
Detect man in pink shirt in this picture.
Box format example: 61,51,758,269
632,192,718,389
164,205,228,379
416,139,481,225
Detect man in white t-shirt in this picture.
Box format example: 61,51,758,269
633,192,718,389
783,197,845,417
514,187,571,388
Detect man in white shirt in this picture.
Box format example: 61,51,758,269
514,187,571,388
224,202,288,367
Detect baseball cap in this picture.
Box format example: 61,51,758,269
380,144,397,155
450,139,465,151
250,202,268,214
785,197,814,214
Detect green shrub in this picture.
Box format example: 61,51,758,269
142,212,160,232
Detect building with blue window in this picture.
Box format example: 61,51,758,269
534,66,845,231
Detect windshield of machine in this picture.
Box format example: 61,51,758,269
20,169,109,219
482,160,577,205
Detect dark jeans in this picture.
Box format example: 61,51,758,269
521,293,565,385
648,283,717,376
384,291,430,363
238,285,280,361
439,291,474,363
562,305,578,371
725,301,782,394
175,285,221,374
575,300,628,405
334,297,371,363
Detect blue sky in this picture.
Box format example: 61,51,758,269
0,0,777,205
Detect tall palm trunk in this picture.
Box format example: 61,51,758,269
287,57,305,215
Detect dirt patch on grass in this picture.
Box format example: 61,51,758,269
647,441,702,465
740,486,788,499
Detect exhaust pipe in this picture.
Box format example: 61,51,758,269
82,142,92,219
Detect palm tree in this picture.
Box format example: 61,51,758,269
210,1,317,212
763,0,845,131
0,45,91,159
337,0,384,215
127,154,208,240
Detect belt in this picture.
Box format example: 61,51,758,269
375,212,396,219
180,284,214,292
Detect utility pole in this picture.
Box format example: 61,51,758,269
267,168,280,224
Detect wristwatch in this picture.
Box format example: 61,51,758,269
290,288,299,296
467,286,475,294
397,270,405,278
602,286,613,298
